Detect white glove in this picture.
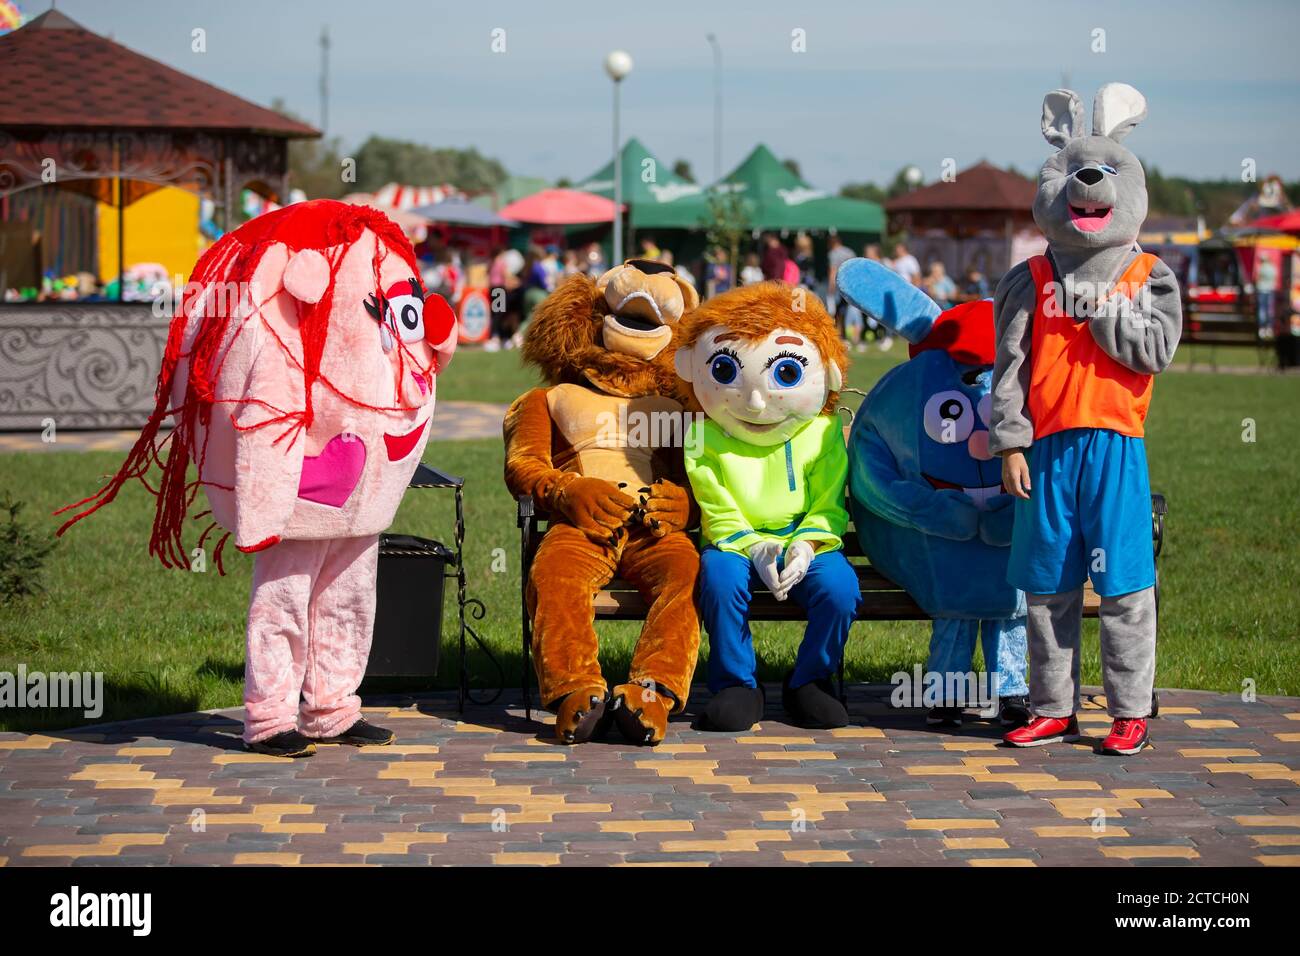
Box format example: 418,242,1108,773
747,540,785,601
777,539,815,597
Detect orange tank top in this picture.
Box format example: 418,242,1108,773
1027,253,1156,441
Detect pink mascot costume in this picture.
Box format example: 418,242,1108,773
58,199,457,757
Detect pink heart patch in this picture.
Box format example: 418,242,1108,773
298,433,367,508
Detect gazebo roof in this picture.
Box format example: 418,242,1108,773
886,162,1035,213
0,10,318,138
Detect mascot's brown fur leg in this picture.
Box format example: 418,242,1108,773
526,522,618,741
609,529,701,746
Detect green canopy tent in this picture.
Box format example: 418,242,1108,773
574,137,704,230
633,143,884,234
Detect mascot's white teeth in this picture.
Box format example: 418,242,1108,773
614,290,664,322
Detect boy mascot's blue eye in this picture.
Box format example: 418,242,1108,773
771,357,804,388
710,354,739,385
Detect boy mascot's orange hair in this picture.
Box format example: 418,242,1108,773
673,281,847,415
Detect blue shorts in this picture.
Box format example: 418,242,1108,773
1008,428,1155,598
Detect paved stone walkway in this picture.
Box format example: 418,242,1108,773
0,401,509,453
1,685,1297,867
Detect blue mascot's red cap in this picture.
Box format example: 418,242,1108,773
908,299,996,366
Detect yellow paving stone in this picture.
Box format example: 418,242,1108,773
1285,713,1300,721
655,744,708,754
1275,733,1300,742
1205,764,1300,784
942,741,999,751
969,858,1036,867
1034,825,1130,839
1232,815,1300,828
600,820,695,834
1251,835,1300,846
0,735,58,750
233,853,302,866
1109,789,1173,800
828,726,886,738
460,804,612,824
736,736,816,746
1101,846,1200,860
151,787,243,806
1047,797,1141,818
493,852,560,866
944,837,1009,849
1076,713,1113,723
1259,855,1300,866
24,834,168,858
1178,748,1259,758
0,857,6,866
961,756,1019,767
905,764,991,778
992,773,1103,792
727,781,822,795
784,849,852,863
634,760,717,776
1158,707,1200,715
342,833,449,855
905,819,999,831
660,830,792,853
454,721,503,733
1185,719,1237,729
116,746,173,756
484,752,568,762
376,745,441,755
262,822,328,834
752,751,837,760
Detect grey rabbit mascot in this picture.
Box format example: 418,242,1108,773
989,83,1182,756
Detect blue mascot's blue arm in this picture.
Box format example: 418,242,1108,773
850,425,980,541
978,493,1016,547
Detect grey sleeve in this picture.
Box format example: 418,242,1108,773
989,261,1036,455
1087,258,1183,374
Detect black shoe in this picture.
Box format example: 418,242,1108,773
926,706,964,728
316,718,395,747
245,730,316,758
700,685,765,732
782,672,849,729
998,695,1032,728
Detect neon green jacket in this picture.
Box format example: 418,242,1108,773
684,414,850,555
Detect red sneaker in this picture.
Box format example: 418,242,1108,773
1100,718,1149,756
1002,715,1080,748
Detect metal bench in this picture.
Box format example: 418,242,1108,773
515,491,1167,720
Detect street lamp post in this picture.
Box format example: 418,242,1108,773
706,33,722,184
604,50,633,265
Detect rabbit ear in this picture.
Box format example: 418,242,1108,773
1092,82,1147,142
1041,89,1085,148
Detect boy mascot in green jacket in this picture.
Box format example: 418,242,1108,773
675,282,856,731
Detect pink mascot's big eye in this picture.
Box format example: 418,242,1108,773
424,293,456,347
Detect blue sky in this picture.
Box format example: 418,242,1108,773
36,0,1300,191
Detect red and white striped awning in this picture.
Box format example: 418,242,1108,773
372,182,457,211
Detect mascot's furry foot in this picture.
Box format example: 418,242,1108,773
554,687,611,745
610,682,671,746
700,685,765,732
782,673,849,729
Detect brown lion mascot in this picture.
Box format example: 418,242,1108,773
504,259,702,746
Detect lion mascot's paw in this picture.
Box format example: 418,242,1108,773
553,686,611,745
610,681,673,746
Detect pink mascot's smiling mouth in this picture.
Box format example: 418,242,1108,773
384,419,428,461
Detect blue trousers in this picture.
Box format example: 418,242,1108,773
700,547,860,693
925,615,1029,706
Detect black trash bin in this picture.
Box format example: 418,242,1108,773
368,533,454,678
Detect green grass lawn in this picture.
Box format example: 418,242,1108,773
1,348,1298,731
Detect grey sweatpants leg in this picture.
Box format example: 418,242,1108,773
1026,588,1083,718
1099,586,1157,718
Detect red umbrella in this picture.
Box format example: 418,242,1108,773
498,188,623,225
1248,209,1300,233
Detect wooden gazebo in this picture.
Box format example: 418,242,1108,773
885,161,1042,283
0,10,319,430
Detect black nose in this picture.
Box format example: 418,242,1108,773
1074,167,1104,186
